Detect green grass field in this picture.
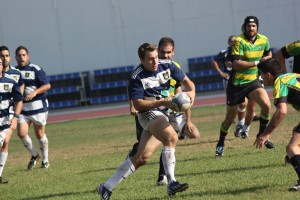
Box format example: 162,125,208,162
1,104,300,200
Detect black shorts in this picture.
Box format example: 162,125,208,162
226,79,263,106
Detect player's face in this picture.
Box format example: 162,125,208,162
0,50,11,69
259,71,272,86
141,50,158,72
245,23,258,39
158,43,174,60
228,36,236,47
0,58,3,73
15,49,30,67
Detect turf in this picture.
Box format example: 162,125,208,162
1,104,300,199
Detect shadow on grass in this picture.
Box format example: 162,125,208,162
133,184,275,200
20,189,96,200
176,163,282,178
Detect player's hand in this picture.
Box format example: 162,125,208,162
220,72,229,79
130,104,138,116
184,121,195,133
24,91,37,101
185,91,195,106
163,98,179,112
254,134,269,149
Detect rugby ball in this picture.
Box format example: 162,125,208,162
171,92,191,112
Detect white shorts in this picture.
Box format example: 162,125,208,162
0,129,9,147
138,110,169,131
18,112,48,126
169,113,186,134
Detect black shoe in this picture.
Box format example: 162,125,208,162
240,131,249,139
0,176,8,184
167,181,189,196
215,144,224,156
289,180,300,191
178,133,186,140
264,140,275,149
28,153,40,170
234,125,242,137
96,183,112,200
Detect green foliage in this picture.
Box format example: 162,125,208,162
2,105,300,199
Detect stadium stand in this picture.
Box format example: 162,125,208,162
89,65,134,105
187,55,224,92
47,71,89,109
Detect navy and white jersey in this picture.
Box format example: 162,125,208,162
4,66,24,87
213,47,233,74
0,75,23,130
16,63,50,116
128,59,186,111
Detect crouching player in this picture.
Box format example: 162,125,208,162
255,58,300,191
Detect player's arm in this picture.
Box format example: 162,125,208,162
180,76,195,106
255,102,287,148
10,99,23,130
132,98,177,112
232,56,260,71
261,50,272,62
24,83,51,101
211,60,229,79
276,49,287,73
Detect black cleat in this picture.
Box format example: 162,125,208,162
28,153,40,170
264,140,275,149
167,181,189,196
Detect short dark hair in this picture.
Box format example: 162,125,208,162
0,45,10,52
158,37,175,49
242,16,259,32
15,45,29,55
257,58,282,77
138,43,157,60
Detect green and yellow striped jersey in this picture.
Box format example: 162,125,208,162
281,40,300,74
169,61,181,96
232,33,270,85
273,73,300,111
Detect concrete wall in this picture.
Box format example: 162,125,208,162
0,0,299,75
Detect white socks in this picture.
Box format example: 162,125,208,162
242,125,250,133
38,134,49,163
0,152,8,177
238,118,245,126
21,135,38,157
104,158,135,191
162,146,176,184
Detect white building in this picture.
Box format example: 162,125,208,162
0,0,299,75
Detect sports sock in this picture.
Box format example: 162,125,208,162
237,118,245,126
21,135,38,157
162,146,176,184
218,123,229,146
105,158,135,191
158,152,166,178
38,134,49,162
258,117,269,135
0,152,8,177
289,155,300,180
242,125,250,132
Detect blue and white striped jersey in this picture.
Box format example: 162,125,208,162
4,66,24,86
128,59,185,102
16,63,50,116
0,74,23,130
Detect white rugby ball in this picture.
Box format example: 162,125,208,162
171,92,191,112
